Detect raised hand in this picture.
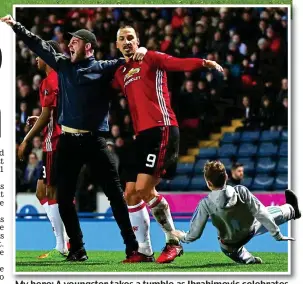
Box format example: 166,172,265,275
0,15,16,27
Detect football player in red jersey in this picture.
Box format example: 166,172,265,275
113,26,223,263
18,41,68,259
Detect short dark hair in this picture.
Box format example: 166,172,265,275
231,162,244,171
204,160,227,188
47,40,62,53
117,25,138,38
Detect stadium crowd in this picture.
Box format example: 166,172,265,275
15,7,288,210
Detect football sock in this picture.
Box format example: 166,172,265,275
40,198,51,220
48,199,66,253
128,200,153,256
148,195,179,244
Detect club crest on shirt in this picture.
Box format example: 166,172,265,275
124,68,141,82
44,89,49,96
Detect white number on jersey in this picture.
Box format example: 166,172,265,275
146,154,157,168
42,166,46,178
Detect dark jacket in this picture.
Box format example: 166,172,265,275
227,176,242,186
13,22,124,131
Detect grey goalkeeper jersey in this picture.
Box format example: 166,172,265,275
182,185,281,244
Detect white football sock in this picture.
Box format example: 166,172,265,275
148,195,179,243
48,200,66,253
128,200,153,256
40,198,51,220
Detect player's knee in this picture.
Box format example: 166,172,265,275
35,190,44,201
135,186,156,203
46,185,57,200
124,182,138,203
35,181,46,201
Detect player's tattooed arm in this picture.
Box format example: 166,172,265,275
1,15,66,71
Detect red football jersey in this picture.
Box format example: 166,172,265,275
39,69,61,152
113,51,205,134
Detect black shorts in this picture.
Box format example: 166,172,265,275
39,151,57,186
122,126,179,182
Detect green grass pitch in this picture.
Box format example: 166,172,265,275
16,251,288,272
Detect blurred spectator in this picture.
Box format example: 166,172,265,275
31,136,43,161
106,140,120,170
273,97,288,130
23,152,41,192
111,124,120,140
228,163,244,186
32,74,42,91
231,34,247,56
266,26,281,53
76,165,97,212
19,101,28,124
238,96,257,130
171,8,185,30
121,115,133,139
32,107,41,117
277,78,288,102
258,96,275,130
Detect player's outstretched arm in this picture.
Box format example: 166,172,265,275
144,50,223,73
0,15,65,71
173,199,209,243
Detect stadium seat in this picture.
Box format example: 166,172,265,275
240,131,260,143
259,130,280,142
221,132,241,144
194,159,208,174
279,142,288,157
237,158,255,174
256,158,276,174
257,143,278,157
188,176,207,191
158,179,170,191
251,175,274,191
218,144,237,158
237,143,257,157
169,175,190,191
274,175,288,190
281,130,288,141
242,177,253,188
176,163,194,175
197,147,217,159
220,158,232,171
276,158,288,174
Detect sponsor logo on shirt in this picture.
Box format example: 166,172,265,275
124,67,141,82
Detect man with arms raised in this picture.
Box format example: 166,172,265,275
2,15,146,262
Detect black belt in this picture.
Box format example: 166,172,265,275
61,131,93,137
61,131,109,137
